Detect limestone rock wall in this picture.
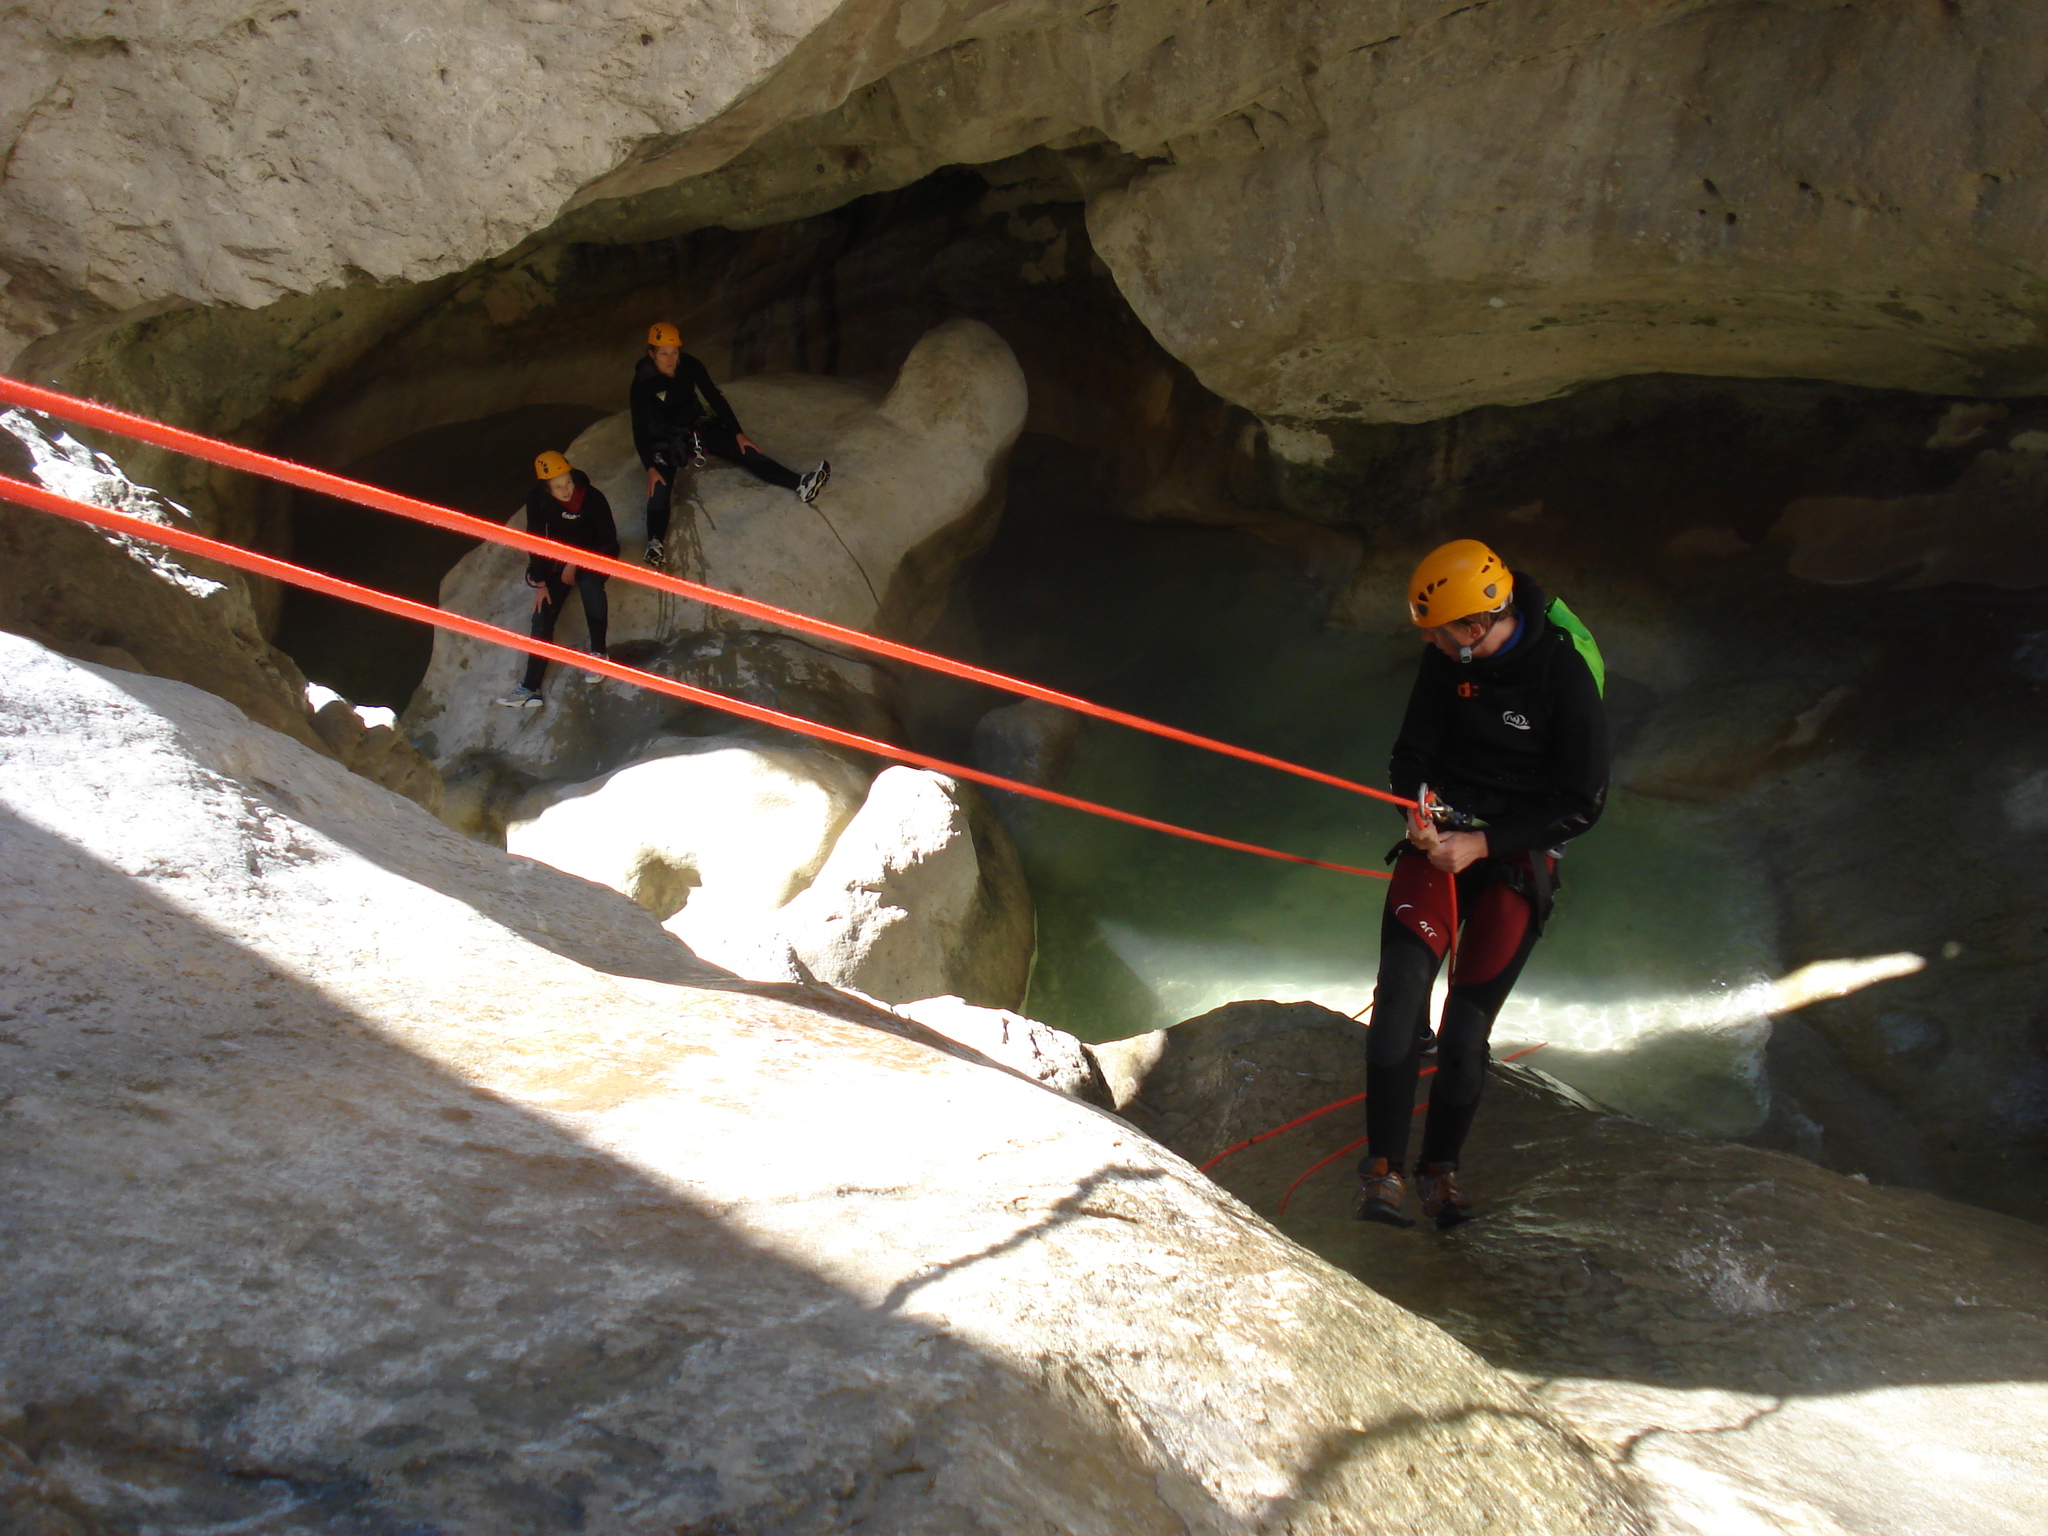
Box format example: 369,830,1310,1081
0,0,1032,358
0,630,1644,1534
11,3,2048,432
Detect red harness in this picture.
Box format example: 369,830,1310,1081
1387,846,1554,986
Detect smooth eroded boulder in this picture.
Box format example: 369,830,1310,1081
505,732,871,956
775,765,1036,1011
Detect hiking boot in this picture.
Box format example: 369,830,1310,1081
1416,1162,1473,1229
796,460,831,503
493,686,543,710
644,538,665,567
1354,1157,1415,1228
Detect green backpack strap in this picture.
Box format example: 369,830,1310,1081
1544,596,1605,697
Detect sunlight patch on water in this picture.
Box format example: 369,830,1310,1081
1091,914,1928,1140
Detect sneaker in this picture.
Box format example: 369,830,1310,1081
645,538,665,566
493,686,543,710
796,460,831,504
1416,1162,1473,1229
1354,1157,1415,1228
586,647,608,661
1416,1019,1439,1058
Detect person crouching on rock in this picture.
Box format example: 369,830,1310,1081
1356,539,1608,1229
494,451,620,710
631,320,830,568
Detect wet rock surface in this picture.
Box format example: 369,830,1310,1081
1119,1001,2048,1535
0,635,1644,1535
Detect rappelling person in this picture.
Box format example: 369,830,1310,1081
631,321,830,566
1355,539,1608,1230
494,450,620,709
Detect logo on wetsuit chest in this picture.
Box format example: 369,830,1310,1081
1502,711,1531,731
1456,681,1480,698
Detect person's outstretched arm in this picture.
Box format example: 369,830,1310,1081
683,355,743,436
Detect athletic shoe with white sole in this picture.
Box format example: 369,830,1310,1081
796,460,831,504
644,539,665,566
493,686,543,709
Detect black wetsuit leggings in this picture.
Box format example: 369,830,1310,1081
1361,888,1542,1174
519,570,608,690
645,423,802,543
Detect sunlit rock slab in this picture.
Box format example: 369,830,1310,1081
1117,1000,2048,1536
0,636,1641,1534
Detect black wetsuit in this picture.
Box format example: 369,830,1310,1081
1363,573,1609,1173
630,352,800,544
520,470,619,691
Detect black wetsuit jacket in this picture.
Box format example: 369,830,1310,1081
524,471,619,583
1388,573,1609,857
630,353,743,472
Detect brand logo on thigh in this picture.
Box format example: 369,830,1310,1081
1503,711,1530,730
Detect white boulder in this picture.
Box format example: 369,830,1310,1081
505,732,870,962
776,765,1034,1010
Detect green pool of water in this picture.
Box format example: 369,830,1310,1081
955,455,1780,1137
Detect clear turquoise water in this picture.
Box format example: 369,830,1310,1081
961,470,1779,1137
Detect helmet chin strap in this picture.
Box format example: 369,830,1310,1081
1455,605,1510,664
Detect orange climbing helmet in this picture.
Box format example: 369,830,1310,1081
533,450,572,480
1408,539,1513,627
647,321,682,348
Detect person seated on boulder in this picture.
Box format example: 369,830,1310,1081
631,320,831,567
494,450,620,710
1356,539,1608,1230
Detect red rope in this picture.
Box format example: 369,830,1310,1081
0,376,1417,816
1278,1136,1374,1215
1197,1063,1436,1175
0,474,1396,881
